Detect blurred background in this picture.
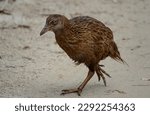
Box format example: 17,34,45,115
0,0,150,97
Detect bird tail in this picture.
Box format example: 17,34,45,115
109,41,128,65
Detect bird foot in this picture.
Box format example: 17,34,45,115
96,65,111,86
61,88,82,96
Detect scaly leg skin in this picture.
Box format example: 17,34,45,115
61,70,94,96
96,64,111,86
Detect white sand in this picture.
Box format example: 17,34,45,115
0,0,150,97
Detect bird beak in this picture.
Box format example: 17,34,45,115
40,25,49,36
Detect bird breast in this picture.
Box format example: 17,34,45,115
55,33,78,58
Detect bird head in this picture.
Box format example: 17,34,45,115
40,14,68,36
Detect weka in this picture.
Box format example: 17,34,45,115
40,14,125,96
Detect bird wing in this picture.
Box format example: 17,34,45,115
70,16,113,41
68,16,114,60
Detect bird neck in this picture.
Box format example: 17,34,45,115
53,20,76,56
54,27,74,44
54,21,74,40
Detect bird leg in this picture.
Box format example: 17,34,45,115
61,70,94,96
96,65,111,86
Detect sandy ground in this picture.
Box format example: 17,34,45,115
0,0,150,98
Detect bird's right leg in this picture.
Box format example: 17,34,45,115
96,65,111,86
96,64,104,81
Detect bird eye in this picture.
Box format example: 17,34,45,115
51,20,57,25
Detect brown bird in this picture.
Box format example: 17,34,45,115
40,14,125,96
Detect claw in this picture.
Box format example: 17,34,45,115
101,75,107,86
98,75,101,81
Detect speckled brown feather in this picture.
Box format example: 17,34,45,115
52,15,124,66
